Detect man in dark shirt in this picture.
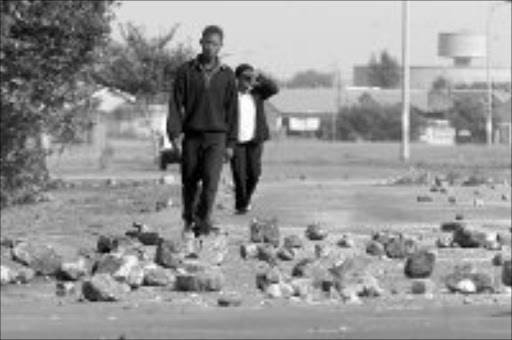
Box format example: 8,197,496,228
167,25,237,239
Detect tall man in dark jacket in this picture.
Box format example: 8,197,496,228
231,64,279,214
167,25,238,238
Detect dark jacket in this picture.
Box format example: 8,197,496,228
241,75,279,143
167,57,238,146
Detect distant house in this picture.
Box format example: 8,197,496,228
494,98,512,145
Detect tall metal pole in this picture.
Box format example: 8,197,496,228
400,0,410,161
485,3,494,146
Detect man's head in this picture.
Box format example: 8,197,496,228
235,63,256,92
200,25,223,61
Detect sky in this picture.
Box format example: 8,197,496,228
111,1,512,82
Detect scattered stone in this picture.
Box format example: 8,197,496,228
175,267,224,292
501,194,510,201
93,254,124,275
502,260,512,287
446,271,494,294
56,281,80,297
492,253,505,267
330,256,381,298
257,244,278,265
283,235,303,249
366,241,386,257
417,195,433,203
12,266,35,284
411,279,436,295
155,239,184,269
265,283,283,298
240,243,259,260
314,244,332,259
160,175,177,185
218,293,243,307
436,235,454,248
440,221,465,233
137,232,160,246
289,278,314,298
452,226,495,248
250,218,280,247
404,250,436,279
372,230,401,246
456,279,477,294
256,266,281,291
455,214,464,221
305,223,328,241
12,242,62,276
337,235,356,248
1,265,13,285
82,274,130,302
280,282,295,299
277,247,294,261
473,198,485,207
385,237,418,259
58,257,90,281
497,232,512,247
143,266,176,287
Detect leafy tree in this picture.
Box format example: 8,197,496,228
93,23,194,159
367,50,401,88
1,0,115,207
286,69,334,88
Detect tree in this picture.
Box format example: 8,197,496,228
431,76,451,91
286,69,334,88
1,0,115,207
93,23,194,160
367,50,401,88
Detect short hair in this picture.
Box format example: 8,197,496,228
235,63,254,78
202,25,224,40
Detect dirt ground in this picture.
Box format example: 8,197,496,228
1,140,511,339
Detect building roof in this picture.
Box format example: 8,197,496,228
268,87,431,115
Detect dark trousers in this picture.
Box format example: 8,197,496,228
181,132,226,226
230,141,263,210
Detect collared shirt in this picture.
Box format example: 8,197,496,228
237,92,257,143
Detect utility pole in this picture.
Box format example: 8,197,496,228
333,68,342,142
400,0,410,161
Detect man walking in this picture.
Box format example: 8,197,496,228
167,25,238,238
231,64,279,214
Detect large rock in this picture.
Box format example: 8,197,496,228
411,279,436,295
452,226,496,248
1,265,13,285
372,230,401,246
137,232,161,246
240,243,259,260
330,256,382,298
292,258,334,292
143,265,176,287
255,265,281,291
366,241,386,257
277,247,295,261
337,235,356,248
58,257,90,281
502,260,512,287
12,242,62,276
404,250,436,279
111,255,144,288
305,223,328,241
283,235,303,250
175,267,224,292
97,235,143,256
257,244,278,265
218,293,243,307
155,239,184,269
289,278,314,298
93,254,124,275
385,237,418,259
250,218,280,247
440,221,465,233
445,271,494,294
82,274,130,302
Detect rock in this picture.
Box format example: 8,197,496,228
372,230,401,246
404,250,436,279
492,254,505,266
314,244,332,259
436,235,454,248
110,255,144,288
280,282,295,299
440,221,465,233
56,281,80,298
366,241,386,257
218,293,243,307
12,242,62,276
1,245,12,261
330,256,380,297
155,239,184,269
337,235,355,248
385,237,418,259
143,266,176,287
291,258,315,278
339,288,363,304
446,271,494,294
160,175,177,185
448,196,457,204
501,194,510,201
12,266,35,284
502,260,512,287
453,226,495,248
93,254,124,275
257,244,278,265
265,283,283,299
305,223,328,241
175,267,224,292
82,274,130,302
473,198,485,207
250,218,280,247
455,214,464,221
256,266,281,291
289,278,314,298
58,257,90,281
137,232,160,246
497,232,512,247
240,243,259,260
417,195,433,203
411,279,436,295
283,235,303,249
277,247,295,261
1,265,13,285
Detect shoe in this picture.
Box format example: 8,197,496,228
235,203,252,215
195,219,221,237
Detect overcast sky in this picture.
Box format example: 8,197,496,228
112,1,512,81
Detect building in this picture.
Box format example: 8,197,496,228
354,32,512,89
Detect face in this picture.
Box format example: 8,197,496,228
200,33,223,60
238,70,256,91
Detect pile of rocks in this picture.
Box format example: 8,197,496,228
438,220,509,250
